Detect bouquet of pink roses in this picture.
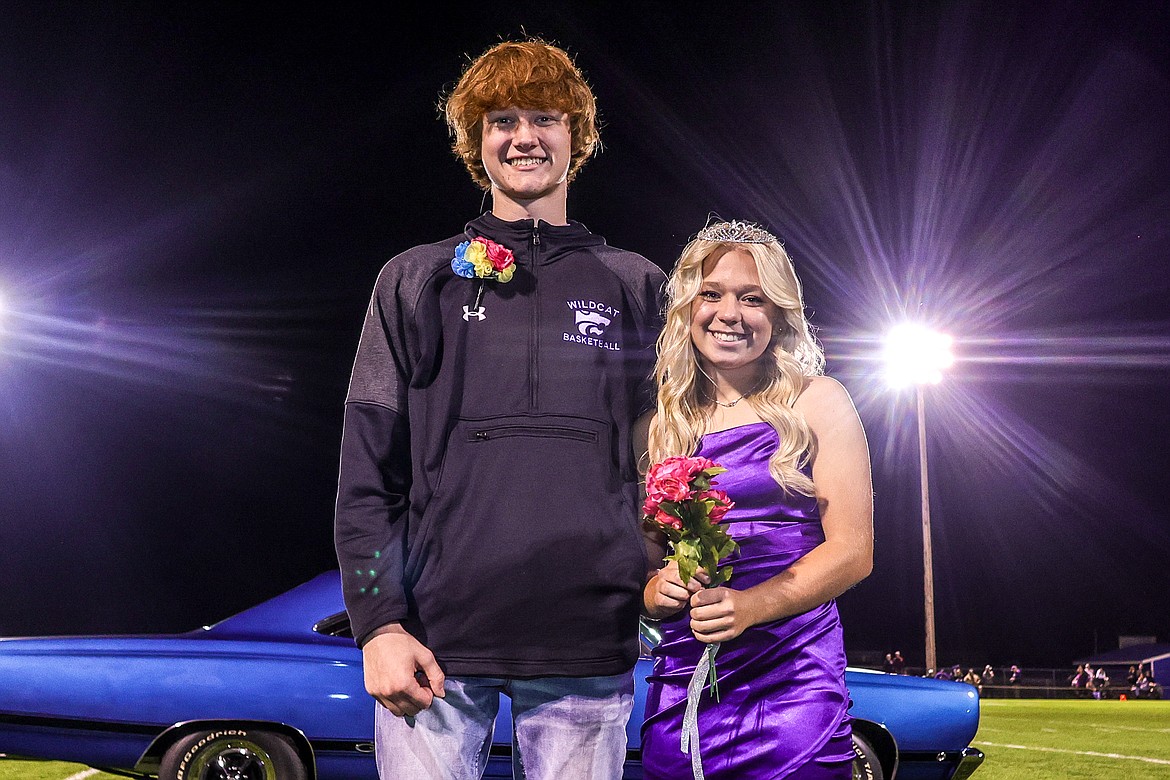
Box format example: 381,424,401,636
643,455,738,774
642,455,738,588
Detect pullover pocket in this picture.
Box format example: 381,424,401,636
405,414,646,674
467,424,597,444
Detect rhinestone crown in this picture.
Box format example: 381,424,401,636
695,220,777,244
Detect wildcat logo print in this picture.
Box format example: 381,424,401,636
576,310,610,336
563,299,621,352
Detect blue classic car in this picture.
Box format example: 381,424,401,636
0,572,983,779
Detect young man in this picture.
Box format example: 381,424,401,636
334,40,665,780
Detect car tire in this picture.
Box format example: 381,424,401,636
852,732,884,780
159,727,308,780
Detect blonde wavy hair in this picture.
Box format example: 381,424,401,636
648,233,825,495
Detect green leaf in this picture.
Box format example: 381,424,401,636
658,526,681,543
716,535,739,558
711,564,733,586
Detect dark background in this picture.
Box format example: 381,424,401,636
2,1,1168,671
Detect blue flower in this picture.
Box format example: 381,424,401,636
451,240,475,278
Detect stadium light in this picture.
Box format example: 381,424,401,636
883,324,953,674
883,323,954,388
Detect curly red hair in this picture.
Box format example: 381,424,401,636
443,39,600,191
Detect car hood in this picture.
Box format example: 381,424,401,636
0,572,348,646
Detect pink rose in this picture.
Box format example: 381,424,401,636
646,457,702,504
703,489,734,522
483,239,515,272
653,456,699,483
691,456,719,475
648,475,691,504
653,508,683,531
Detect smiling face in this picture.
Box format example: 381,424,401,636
481,107,572,220
689,248,784,385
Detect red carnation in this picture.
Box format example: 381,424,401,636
483,239,515,271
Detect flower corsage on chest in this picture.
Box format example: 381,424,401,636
452,236,516,320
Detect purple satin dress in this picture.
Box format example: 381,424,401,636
641,423,854,779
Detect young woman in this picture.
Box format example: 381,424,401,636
638,221,874,779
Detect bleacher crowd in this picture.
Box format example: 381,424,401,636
879,651,1163,700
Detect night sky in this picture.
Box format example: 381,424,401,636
2,1,1168,672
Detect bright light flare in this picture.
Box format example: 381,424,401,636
883,324,954,388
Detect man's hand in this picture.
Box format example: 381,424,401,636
362,624,446,717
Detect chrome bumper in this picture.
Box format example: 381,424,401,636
951,747,985,779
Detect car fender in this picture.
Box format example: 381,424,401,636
852,717,898,779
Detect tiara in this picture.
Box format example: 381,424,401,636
695,220,777,244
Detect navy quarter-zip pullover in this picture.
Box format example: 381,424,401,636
335,213,665,677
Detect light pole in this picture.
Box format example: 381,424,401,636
883,324,953,674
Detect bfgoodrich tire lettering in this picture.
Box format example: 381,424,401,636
852,733,884,780
159,728,307,780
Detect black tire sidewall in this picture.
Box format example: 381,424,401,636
159,728,307,780
851,733,884,780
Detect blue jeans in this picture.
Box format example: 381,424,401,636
374,672,635,780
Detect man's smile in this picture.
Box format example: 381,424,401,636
507,156,548,168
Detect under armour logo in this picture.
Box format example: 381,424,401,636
463,306,486,321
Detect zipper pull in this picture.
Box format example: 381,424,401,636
532,225,541,246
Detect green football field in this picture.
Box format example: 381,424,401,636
974,699,1170,779
1,699,1168,779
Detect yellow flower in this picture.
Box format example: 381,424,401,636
465,241,493,276
497,265,515,283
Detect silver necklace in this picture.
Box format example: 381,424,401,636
697,363,760,409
